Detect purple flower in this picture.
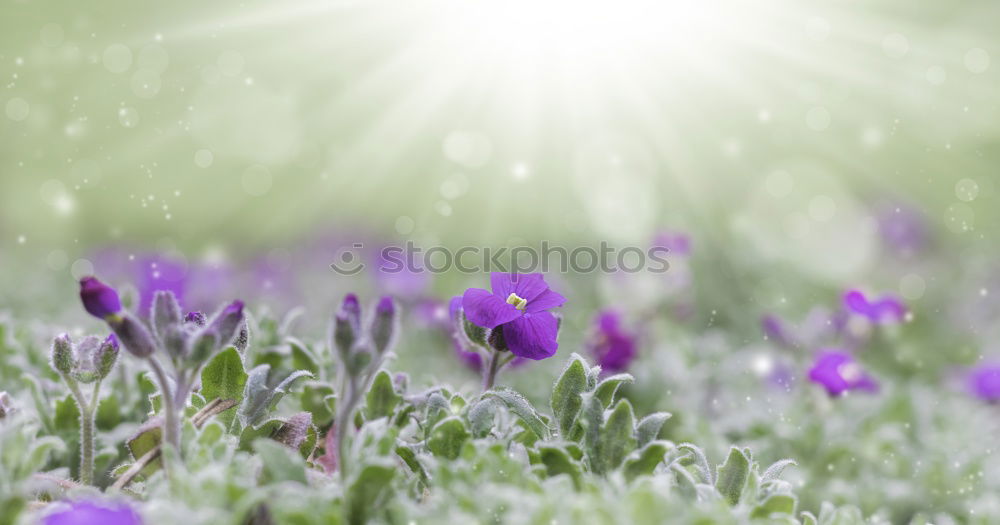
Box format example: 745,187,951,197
371,295,398,354
807,350,878,396
462,273,566,360
652,231,692,256
843,289,906,324
44,500,142,525
967,364,1000,403
587,310,637,373
79,277,122,320
136,254,188,315
761,314,794,347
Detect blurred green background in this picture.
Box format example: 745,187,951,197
1,0,997,298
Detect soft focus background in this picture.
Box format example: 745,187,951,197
3,0,1000,521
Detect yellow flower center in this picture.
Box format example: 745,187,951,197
506,292,527,310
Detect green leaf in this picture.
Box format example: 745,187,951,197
238,419,283,452
288,337,320,376
623,440,670,482
750,494,797,519
594,398,636,474
364,370,401,421
593,373,634,407
635,412,671,448
538,444,582,488
126,417,163,476
395,445,428,484
677,443,713,484
254,439,307,484
761,458,797,483
549,354,588,438
95,394,122,431
346,461,396,525
579,392,604,471
424,392,451,430
200,347,248,429
484,387,550,440
426,416,470,460
300,381,336,428
715,446,750,506
467,398,497,438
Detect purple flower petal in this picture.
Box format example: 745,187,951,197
44,500,143,525
588,310,637,373
490,272,548,302
502,311,559,360
808,350,878,397
79,277,122,320
462,288,521,329
524,288,567,314
967,364,1000,403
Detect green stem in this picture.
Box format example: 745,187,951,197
63,375,96,485
482,349,503,392
336,373,359,481
147,356,181,454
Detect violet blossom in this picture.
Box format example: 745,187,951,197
44,500,142,525
843,289,907,324
462,273,565,360
587,310,637,373
966,364,1000,403
807,350,879,396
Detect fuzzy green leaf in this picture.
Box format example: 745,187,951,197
635,412,671,448
715,446,750,506
550,354,588,438
364,370,401,421
200,347,247,429
623,440,670,482
594,398,636,474
426,416,470,460
593,373,634,407
484,387,551,440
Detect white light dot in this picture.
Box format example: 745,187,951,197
16,235,26,244
194,149,214,168
806,107,830,131
241,165,272,196
103,44,133,73
965,48,990,74
955,178,979,202
900,274,925,300
882,34,909,59
118,106,140,128
130,69,162,99
512,163,530,180
861,127,884,148
70,258,94,280
395,216,415,235
5,98,30,121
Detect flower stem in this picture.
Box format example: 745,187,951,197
482,349,502,392
63,376,96,485
147,356,181,453
336,374,359,481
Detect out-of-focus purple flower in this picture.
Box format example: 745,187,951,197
374,248,431,301
808,350,878,396
761,314,794,347
412,299,452,331
79,277,122,320
843,289,906,324
462,273,566,360
371,295,398,354
332,293,361,358
136,254,188,315
875,202,929,257
44,500,143,525
652,231,692,256
967,364,1000,403
587,310,637,373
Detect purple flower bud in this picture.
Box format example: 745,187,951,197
51,334,75,376
108,315,157,358
807,350,878,397
184,311,207,326
43,500,143,525
966,364,1000,403
96,334,121,380
332,294,361,359
371,295,398,355
151,290,182,340
206,300,245,347
79,277,122,320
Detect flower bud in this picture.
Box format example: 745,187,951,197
488,326,508,352
95,333,120,380
185,311,207,326
79,277,122,320
51,334,76,376
461,310,489,348
233,321,250,353
71,336,104,383
332,294,361,361
205,300,245,348
152,290,182,340
109,314,157,358
371,295,397,355
188,331,218,364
